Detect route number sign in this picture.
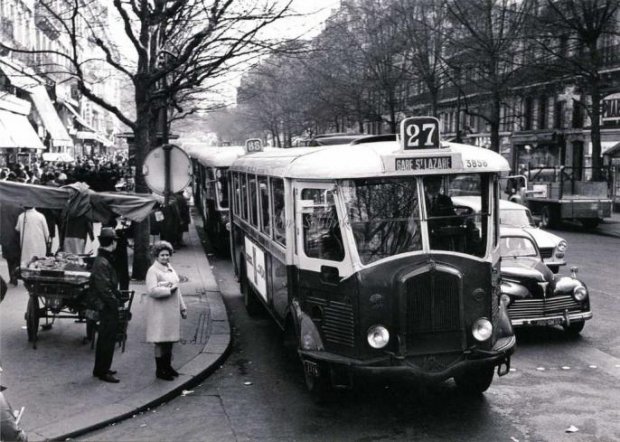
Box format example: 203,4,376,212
400,117,441,150
245,138,263,153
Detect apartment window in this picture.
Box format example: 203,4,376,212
554,101,564,129
538,96,547,129
572,102,584,128
524,97,533,130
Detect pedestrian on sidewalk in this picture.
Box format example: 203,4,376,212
88,228,121,383
145,241,187,381
15,207,49,268
1,203,22,286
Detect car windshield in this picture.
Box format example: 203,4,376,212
499,208,533,228
500,236,538,258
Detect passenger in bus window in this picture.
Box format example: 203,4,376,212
424,176,462,251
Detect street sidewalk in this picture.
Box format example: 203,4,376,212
0,218,231,441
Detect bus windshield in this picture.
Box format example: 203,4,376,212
342,174,490,265
341,178,421,265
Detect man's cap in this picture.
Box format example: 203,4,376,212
98,227,118,240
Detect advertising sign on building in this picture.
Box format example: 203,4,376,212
602,92,620,124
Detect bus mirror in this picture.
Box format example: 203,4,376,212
320,265,340,284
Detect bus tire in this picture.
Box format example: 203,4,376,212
454,366,494,394
240,263,262,317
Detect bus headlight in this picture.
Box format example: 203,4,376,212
472,318,493,342
367,325,390,349
573,285,588,302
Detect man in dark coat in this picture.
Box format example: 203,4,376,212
0,203,22,286
88,228,121,383
424,176,459,250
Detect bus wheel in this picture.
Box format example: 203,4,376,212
580,218,600,229
454,366,494,394
304,360,330,403
240,265,262,317
563,320,585,336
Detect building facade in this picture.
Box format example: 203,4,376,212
0,0,121,167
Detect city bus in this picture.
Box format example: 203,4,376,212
228,117,515,398
190,145,246,251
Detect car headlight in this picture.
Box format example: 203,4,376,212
367,325,390,349
557,240,567,253
573,285,588,302
472,318,493,342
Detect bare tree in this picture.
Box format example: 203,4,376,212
1,0,292,277
530,0,620,177
393,0,450,118
445,0,535,152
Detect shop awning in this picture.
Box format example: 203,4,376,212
0,109,45,149
42,152,75,162
30,85,72,148
0,57,40,91
61,101,95,131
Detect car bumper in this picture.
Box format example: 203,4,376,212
511,310,592,327
543,258,565,268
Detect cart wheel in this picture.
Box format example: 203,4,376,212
26,296,40,348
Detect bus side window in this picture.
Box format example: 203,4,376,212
249,175,258,227
258,176,270,236
240,173,248,220
271,178,286,246
301,189,344,262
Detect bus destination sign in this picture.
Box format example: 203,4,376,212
395,156,452,171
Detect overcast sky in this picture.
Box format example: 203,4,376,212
281,0,341,40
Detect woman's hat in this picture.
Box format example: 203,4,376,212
99,227,118,240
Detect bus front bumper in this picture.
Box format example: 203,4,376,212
299,335,516,382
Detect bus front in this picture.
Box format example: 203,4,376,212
298,118,515,394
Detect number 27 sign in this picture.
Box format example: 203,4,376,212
400,117,441,150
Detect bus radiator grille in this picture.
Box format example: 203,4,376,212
404,270,461,352
308,298,355,348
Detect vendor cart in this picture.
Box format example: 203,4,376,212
20,254,134,350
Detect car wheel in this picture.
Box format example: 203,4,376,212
454,366,495,394
563,321,585,336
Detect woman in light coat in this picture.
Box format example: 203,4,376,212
145,241,187,380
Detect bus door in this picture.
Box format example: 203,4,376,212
294,182,355,315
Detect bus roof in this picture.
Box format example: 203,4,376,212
229,141,510,179
190,146,247,168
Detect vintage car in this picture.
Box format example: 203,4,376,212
499,227,592,335
452,196,567,272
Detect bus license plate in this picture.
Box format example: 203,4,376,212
304,360,320,377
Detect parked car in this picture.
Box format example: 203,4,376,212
452,196,567,273
498,227,591,335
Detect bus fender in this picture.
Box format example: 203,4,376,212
292,299,324,351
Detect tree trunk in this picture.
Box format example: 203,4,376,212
131,86,154,280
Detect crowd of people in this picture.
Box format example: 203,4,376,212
0,154,132,191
